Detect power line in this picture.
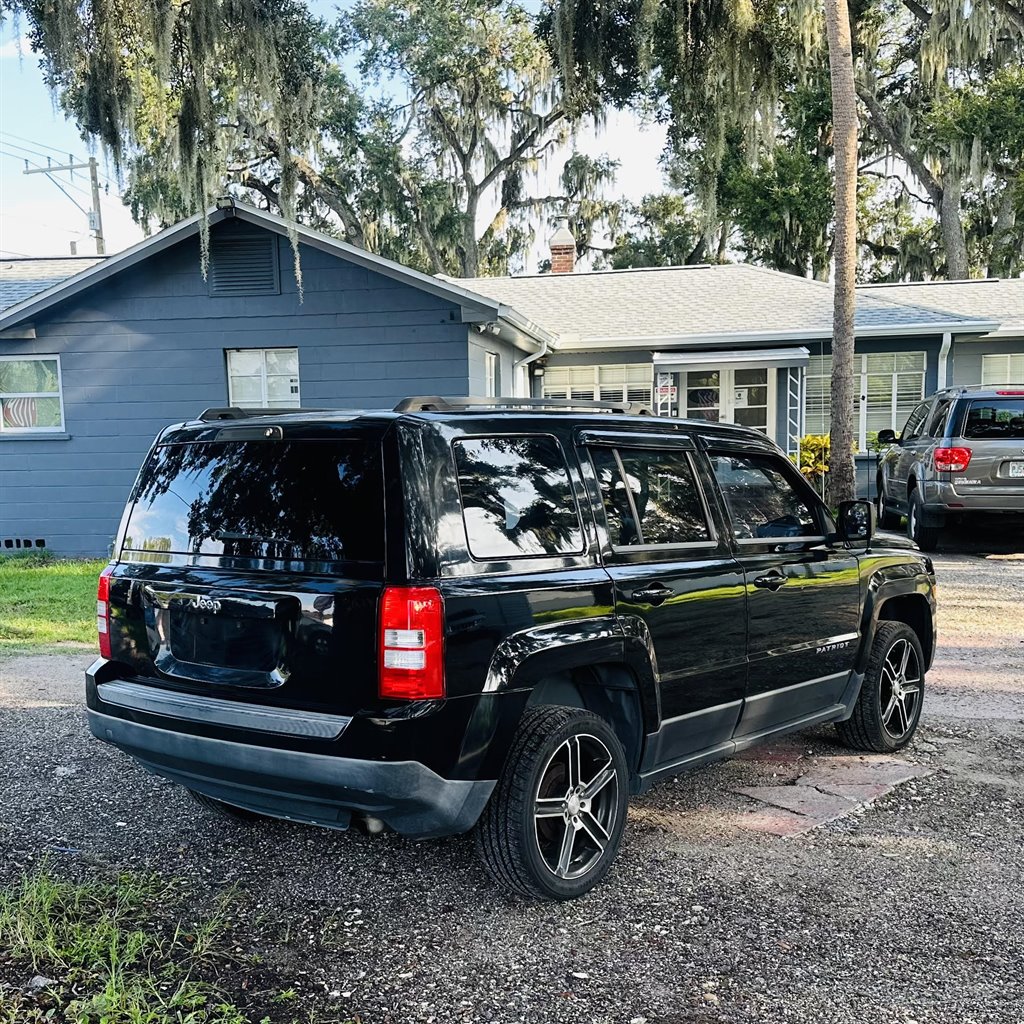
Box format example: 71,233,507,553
0,133,121,190
0,129,80,160
23,156,106,253
2,146,96,200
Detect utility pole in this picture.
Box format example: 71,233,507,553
23,154,106,254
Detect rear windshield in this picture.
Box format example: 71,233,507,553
122,439,383,567
962,399,1024,440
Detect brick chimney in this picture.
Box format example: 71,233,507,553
548,220,577,274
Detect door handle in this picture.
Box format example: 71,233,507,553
629,583,673,606
753,570,788,591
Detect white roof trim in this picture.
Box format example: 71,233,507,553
556,320,1000,350
653,346,810,371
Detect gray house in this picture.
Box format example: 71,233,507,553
1,199,1021,555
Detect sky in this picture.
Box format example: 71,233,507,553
0,17,668,263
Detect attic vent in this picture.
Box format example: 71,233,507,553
209,233,280,296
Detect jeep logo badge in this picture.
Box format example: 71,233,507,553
188,596,222,613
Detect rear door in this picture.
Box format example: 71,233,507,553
702,443,862,738
581,431,748,767
890,399,934,510
954,395,1024,497
107,426,388,714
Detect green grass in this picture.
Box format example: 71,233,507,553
0,553,107,649
0,865,334,1024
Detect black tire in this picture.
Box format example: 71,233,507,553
875,481,901,530
836,621,925,753
475,705,629,901
907,488,940,552
188,789,267,823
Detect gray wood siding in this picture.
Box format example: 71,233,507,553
468,334,518,396
0,221,471,555
950,335,1024,386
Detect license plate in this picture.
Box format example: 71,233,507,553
1009,461,1024,478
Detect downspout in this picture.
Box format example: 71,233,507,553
513,340,550,398
937,331,952,390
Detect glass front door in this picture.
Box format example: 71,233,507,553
685,367,772,434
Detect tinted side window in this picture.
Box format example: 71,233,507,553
902,401,931,441
453,436,584,559
709,453,819,540
591,446,711,547
925,398,954,437
963,399,1024,439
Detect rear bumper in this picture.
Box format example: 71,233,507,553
86,666,494,839
926,482,1024,515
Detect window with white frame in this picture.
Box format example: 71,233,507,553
0,356,64,432
805,352,926,450
981,353,1024,385
484,351,501,397
543,364,653,406
226,348,300,408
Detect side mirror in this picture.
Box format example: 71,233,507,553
838,499,875,548
877,429,899,446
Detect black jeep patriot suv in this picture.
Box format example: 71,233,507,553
87,397,936,900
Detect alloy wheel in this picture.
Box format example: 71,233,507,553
533,733,618,880
880,637,922,740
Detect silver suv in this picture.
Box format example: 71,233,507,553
876,384,1024,551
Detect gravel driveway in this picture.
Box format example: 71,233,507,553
1,541,1022,1024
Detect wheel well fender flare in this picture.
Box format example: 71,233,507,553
860,577,936,672
478,616,659,781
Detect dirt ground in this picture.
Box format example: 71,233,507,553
1,533,1022,1023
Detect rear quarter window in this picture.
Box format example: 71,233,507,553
452,435,584,559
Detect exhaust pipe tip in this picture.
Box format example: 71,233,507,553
358,815,386,835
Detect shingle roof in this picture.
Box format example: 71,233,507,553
0,256,106,312
859,279,1024,333
455,263,997,347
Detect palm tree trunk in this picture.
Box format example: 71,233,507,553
824,0,858,505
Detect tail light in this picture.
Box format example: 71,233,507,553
995,390,1024,395
934,447,972,472
378,586,445,700
97,565,114,658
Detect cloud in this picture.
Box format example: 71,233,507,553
0,36,34,60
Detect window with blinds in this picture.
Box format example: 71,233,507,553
543,365,653,406
805,352,926,450
981,353,1024,385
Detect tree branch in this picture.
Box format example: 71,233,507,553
898,0,933,25
857,86,943,205
860,170,933,205
991,0,1024,32
239,121,366,247
477,106,567,193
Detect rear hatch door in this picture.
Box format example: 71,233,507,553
107,422,388,714
953,395,1024,496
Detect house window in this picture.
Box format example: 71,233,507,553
543,364,653,406
226,348,300,408
981,353,1024,385
0,356,64,433
805,352,926,450
485,352,501,397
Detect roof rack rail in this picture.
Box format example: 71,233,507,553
393,396,653,415
196,406,328,422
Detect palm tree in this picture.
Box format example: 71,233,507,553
823,0,858,504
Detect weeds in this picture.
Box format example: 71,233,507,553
0,864,317,1023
